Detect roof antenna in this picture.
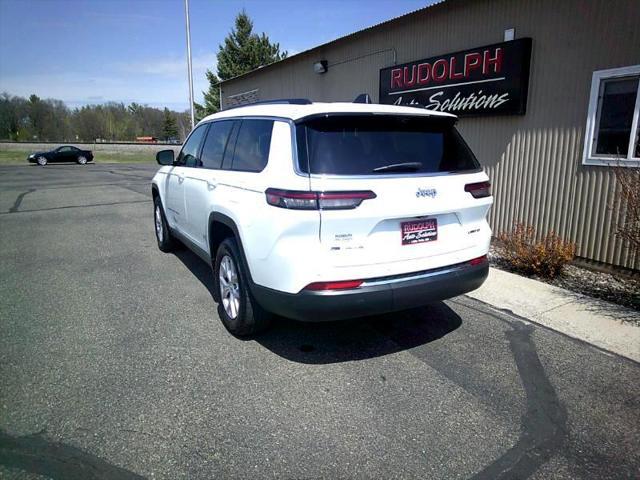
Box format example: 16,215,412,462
353,93,372,104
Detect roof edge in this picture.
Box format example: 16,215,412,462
219,0,447,86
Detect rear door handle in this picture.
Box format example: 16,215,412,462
207,179,217,190
177,174,185,184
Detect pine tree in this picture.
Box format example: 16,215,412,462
199,10,287,117
162,107,179,141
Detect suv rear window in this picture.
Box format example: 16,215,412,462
295,115,480,175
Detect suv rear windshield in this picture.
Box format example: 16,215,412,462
295,114,480,175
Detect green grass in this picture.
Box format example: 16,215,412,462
0,149,155,165
0,150,31,165
92,151,155,164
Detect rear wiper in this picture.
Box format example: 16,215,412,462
372,162,422,173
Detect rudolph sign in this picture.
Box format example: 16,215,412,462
379,38,532,116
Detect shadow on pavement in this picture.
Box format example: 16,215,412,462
174,247,217,297
255,303,462,364
0,429,144,480
553,288,640,324
27,162,97,166
174,248,462,364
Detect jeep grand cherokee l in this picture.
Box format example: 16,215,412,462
151,100,492,336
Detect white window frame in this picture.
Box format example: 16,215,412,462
582,65,640,167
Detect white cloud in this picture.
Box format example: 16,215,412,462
82,12,166,24
120,52,217,78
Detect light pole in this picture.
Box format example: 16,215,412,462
184,0,195,129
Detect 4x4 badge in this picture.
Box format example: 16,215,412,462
416,188,437,198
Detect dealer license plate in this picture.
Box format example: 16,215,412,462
401,219,438,245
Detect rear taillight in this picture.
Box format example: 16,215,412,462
265,189,317,210
318,191,376,210
304,280,363,291
265,189,376,210
469,255,488,266
464,181,491,199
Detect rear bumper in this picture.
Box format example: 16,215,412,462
251,258,489,322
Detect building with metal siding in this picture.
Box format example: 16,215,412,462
219,0,640,270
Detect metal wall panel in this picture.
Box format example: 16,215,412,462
221,0,640,269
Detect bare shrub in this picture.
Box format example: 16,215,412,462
497,223,576,279
612,165,640,260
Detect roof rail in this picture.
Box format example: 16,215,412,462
223,98,312,111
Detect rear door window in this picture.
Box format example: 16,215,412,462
221,121,240,170
200,120,234,170
230,119,274,172
295,115,480,175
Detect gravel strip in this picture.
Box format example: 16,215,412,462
488,247,640,312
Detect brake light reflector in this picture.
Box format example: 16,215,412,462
265,189,376,210
464,181,491,198
469,255,487,266
305,280,363,291
318,191,376,210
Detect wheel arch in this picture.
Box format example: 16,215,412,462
208,212,255,284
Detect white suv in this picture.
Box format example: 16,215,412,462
151,100,492,336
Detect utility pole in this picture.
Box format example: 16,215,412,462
184,0,195,129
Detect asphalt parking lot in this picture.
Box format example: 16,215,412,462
0,163,639,479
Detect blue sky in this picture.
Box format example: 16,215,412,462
0,0,430,111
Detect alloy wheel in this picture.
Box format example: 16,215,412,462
219,255,240,319
154,205,164,242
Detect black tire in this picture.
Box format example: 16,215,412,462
214,237,272,336
77,155,88,165
153,196,177,252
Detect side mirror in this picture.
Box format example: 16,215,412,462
156,149,175,166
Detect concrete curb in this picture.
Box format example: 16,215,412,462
467,267,640,362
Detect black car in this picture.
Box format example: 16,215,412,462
27,146,94,166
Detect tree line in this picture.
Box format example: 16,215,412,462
0,93,189,143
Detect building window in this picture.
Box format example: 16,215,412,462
583,65,640,166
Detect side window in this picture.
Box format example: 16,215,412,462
583,65,640,166
593,77,638,156
231,119,274,172
200,121,234,170
177,124,208,167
